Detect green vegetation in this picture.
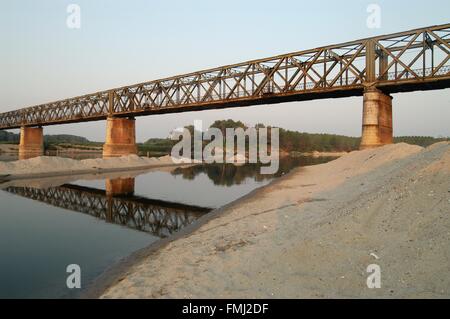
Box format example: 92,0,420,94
0,131,19,143
210,119,247,134
138,138,177,157
45,143,102,151
43,135,103,151
207,120,448,153
204,120,360,152
44,135,90,144
141,138,176,152
279,130,360,153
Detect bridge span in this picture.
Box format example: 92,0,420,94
1,24,449,157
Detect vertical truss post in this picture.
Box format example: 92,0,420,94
108,91,115,115
365,39,376,84
378,49,388,81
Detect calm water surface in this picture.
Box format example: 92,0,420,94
0,156,334,298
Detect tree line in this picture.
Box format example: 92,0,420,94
1,120,448,154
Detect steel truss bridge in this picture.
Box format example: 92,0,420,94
4,184,211,238
0,23,449,130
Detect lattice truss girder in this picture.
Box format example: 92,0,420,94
0,24,449,129
4,186,204,238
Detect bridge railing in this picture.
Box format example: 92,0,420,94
0,23,449,129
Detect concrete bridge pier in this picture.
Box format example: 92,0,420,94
102,117,138,157
360,87,393,150
19,126,44,160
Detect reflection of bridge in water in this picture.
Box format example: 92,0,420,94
4,179,211,238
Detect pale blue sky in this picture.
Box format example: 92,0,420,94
1,0,449,141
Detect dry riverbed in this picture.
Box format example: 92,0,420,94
92,142,450,298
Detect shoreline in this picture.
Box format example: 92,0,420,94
0,151,341,182
83,144,413,298
0,165,188,189
0,155,192,182
93,142,450,298
83,148,359,298
0,162,193,182
296,151,349,157
81,155,307,299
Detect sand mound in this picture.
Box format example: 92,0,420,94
276,142,424,194
329,142,423,172
0,154,176,179
97,142,450,299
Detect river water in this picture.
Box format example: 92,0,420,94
0,156,334,298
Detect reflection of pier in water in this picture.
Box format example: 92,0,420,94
4,178,211,238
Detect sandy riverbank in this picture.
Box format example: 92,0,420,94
0,155,190,181
0,144,18,153
93,142,450,298
299,150,349,157
0,164,184,190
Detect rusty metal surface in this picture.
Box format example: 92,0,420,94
1,23,449,129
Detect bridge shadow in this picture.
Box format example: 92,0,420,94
3,178,212,238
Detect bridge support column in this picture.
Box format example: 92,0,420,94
19,126,44,160
103,117,138,157
360,88,393,150
106,178,135,197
